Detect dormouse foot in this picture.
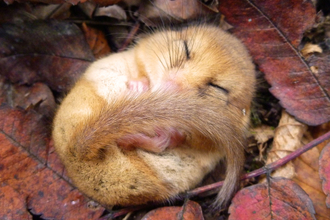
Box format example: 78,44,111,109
116,128,186,153
127,77,149,93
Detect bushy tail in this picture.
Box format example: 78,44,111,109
213,138,245,209
69,89,246,207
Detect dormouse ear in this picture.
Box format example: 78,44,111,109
116,128,186,153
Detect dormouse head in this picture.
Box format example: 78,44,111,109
135,25,255,112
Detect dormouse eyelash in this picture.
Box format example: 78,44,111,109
208,82,229,94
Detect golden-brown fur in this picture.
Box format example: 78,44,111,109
52,25,255,208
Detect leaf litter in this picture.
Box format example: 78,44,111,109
1,0,330,219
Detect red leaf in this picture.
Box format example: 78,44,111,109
228,177,316,220
0,182,32,219
219,0,330,126
0,106,104,219
319,142,330,208
0,20,94,93
141,201,204,220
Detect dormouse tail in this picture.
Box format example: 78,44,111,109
213,138,245,209
68,89,246,206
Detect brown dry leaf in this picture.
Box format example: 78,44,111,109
265,110,308,178
319,142,330,208
4,0,88,5
78,1,97,18
0,19,94,93
0,10,104,219
138,0,217,26
141,200,204,220
0,105,105,219
264,111,330,219
30,3,72,20
0,75,9,104
301,43,323,58
251,125,275,146
294,148,330,220
250,125,275,159
229,177,316,220
11,83,56,119
6,0,121,4
94,4,127,20
82,23,112,58
0,3,36,24
91,0,122,6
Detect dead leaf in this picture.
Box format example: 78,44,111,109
11,83,56,119
0,19,94,93
81,23,112,58
319,142,330,208
307,52,330,86
0,3,35,24
249,125,275,160
310,122,330,152
91,0,122,6
265,110,308,178
0,184,33,219
251,126,275,146
30,3,72,20
78,1,97,18
301,43,323,58
294,149,330,220
229,177,316,220
141,200,204,220
219,0,330,126
0,105,104,219
263,111,330,219
4,0,88,5
0,75,9,104
138,0,217,26
94,5,127,20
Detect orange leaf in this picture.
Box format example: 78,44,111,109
82,23,111,59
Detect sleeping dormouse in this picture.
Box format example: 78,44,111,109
52,25,255,209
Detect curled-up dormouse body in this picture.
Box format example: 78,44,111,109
52,24,255,209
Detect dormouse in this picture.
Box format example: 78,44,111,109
52,25,255,208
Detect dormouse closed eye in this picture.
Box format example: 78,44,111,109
208,82,229,94
183,40,190,60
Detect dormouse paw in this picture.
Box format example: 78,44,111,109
116,128,186,153
127,77,149,93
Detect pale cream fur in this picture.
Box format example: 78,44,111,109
52,25,255,208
